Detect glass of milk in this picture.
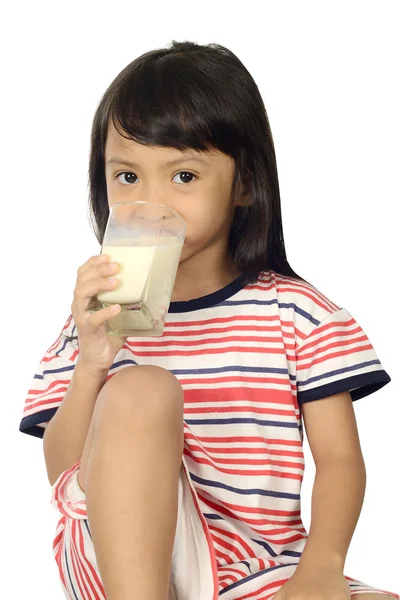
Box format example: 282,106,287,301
88,201,187,337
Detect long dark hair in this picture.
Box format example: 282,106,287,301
87,39,308,288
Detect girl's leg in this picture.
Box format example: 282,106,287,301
78,365,184,600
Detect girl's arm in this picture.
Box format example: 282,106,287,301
295,390,367,573
43,360,109,487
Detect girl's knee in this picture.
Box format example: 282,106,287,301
109,365,183,397
95,365,184,425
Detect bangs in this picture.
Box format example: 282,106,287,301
105,53,244,159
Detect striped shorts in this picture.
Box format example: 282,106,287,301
50,461,399,600
50,460,217,600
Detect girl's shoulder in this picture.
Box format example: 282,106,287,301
261,270,391,404
258,269,343,341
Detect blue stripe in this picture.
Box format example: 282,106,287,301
56,335,71,356
238,560,252,573
189,472,300,500
219,562,297,595
298,359,382,388
250,537,279,557
281,549,303,558
219,299,321,327
251,538,304,559
185,417,299,428
83,519,92,540
34,357,138,379
64,540,80,600
34,364,75,379
172,364,293,378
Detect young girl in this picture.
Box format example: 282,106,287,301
20,40,398,600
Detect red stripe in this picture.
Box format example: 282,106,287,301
185,404,297,416
135,321,289,339
185,433,303,447
185,449,304,479
230,577,289,600
186,443,304,469
197,491,301,519
27,379,71,397
69,519,90,600
76,519,104,599
163,313,286,328
141,334,287,347
209,523,258,560
219,565,249,583
297,318,363,353
297,341,373,372
131,333,286,348
133,345,287,357
184,387,294,404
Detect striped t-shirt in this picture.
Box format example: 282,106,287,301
20,269,395,599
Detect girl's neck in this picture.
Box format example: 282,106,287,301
170,248,243,303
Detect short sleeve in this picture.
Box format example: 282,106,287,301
19,314,79,439
295,307,391,404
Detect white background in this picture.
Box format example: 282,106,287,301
1,1,399,598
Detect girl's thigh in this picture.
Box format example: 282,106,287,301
77,365,141,493
77,364,184,493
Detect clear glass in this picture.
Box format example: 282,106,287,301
88,201,187,337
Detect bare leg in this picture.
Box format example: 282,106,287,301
81,365,184,600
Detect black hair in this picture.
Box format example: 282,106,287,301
87,39,308,288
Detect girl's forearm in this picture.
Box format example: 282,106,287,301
43,360,109,487
296,457,367,573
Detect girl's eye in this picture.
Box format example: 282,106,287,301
114,171,197,185
115,172,138,185
172,171,196,184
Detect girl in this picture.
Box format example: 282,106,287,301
20,40,398,600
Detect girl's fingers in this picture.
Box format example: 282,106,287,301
72,276,118,322
77,254,109,278
86,303,120,330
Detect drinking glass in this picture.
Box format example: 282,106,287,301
88,200,187,337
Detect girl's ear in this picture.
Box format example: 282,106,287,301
234,180,252,207
233,169,253,206
234,168,252,207
235,191,252,207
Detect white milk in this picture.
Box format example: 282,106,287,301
95,237,183,336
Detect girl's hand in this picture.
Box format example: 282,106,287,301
273,564,351,600
71,253,128,375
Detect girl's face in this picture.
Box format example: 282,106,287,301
104,121,247,267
